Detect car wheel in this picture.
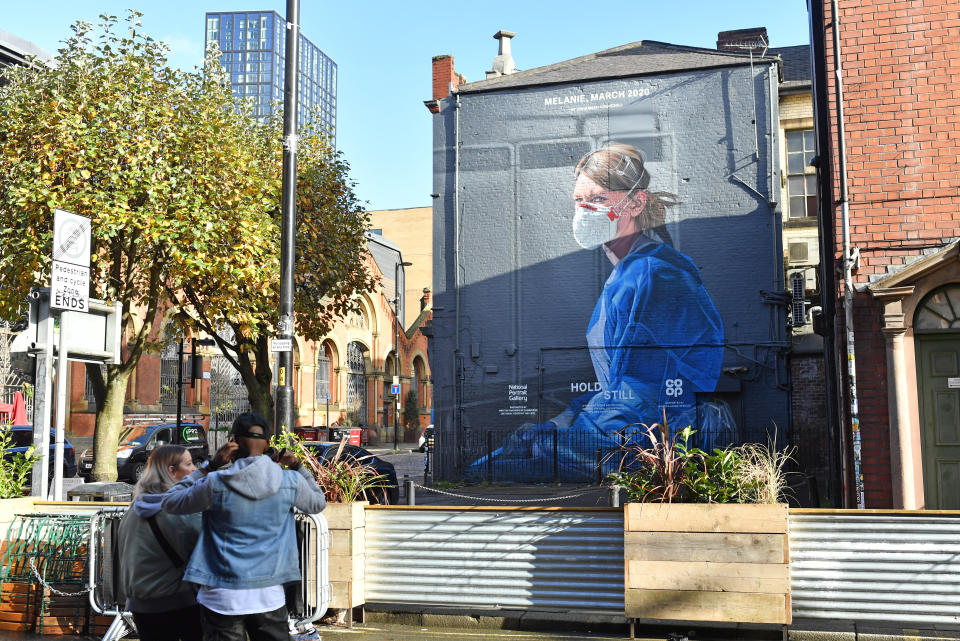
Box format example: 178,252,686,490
132,462,146,481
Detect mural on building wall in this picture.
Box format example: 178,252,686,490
437,66,787,483
467,140,733,480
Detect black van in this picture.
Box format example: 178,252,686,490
79,422,208,482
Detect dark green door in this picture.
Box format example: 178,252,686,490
916,335,960,509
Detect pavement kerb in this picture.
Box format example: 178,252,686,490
364,606,627,633
361,610,960,641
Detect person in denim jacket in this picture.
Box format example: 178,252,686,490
162,412,325,641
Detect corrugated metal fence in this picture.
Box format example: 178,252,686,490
363,506,960,625
364,507,625,613
790,510,960,624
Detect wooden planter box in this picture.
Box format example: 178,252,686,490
624,503,790,625
0,498,36,552
324,501,366,610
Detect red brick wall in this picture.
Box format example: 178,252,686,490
825,1,960,280
821,0,960,506
851,294,892,507
429,55,465,112
790,355,830,505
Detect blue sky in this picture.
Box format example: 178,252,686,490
4,1,811,211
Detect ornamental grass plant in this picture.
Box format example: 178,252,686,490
606,410,794,504
271,432,392,503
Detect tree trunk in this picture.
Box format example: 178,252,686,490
234,334,276,433
247,380,274,430
91,370,131,481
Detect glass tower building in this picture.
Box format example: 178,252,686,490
205,11,336,144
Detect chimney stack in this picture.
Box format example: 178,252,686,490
716,27,769,55
420,288,432,311
486,30,517,79
426,55,466,114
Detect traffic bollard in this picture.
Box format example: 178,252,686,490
609,485,621,507
405,479,415,505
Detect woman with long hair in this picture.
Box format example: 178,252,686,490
117,444,202,641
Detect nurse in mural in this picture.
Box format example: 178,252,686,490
469,142,726,481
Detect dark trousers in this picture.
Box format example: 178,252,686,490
131,605,203,641
200,604,289,641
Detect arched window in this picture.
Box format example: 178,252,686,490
916,284,960,330
411,357,424,407
160,325,186,411
316,343,332,404
346,342,367,421
347,305,368,329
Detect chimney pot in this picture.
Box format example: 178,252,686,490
487,30,517,78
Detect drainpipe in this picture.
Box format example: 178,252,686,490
832,0,864,509
453,92,463,474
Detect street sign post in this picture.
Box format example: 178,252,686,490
27,287,120,499
271,338,293,352
50,209,91,312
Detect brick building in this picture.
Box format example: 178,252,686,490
55,238,432,452
810,0,960,508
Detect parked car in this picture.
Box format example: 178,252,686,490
302,442,399,504
4,425,77,482
417,426,434,453
79,422,208,482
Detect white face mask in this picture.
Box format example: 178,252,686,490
572,202,619,249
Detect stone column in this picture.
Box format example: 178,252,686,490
876,288,917,509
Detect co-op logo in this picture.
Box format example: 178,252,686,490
665,379,683,397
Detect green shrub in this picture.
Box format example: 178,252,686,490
271,432,393,503
0,426,41,498
403,390,419,429
607,413,794,504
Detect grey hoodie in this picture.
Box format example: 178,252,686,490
117,492,201,613
161,455,326,515
162,455,326,590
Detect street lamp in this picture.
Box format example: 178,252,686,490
394,260,413,451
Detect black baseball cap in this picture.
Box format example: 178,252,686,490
230,412,271,439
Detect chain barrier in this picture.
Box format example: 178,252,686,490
28,556,92,596
411,483,601,503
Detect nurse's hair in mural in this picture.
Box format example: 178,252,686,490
574,142,677,245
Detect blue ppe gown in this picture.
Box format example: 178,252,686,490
467,235,725,482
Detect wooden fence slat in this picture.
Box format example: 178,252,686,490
624,531,786,564
625,588,787,624
625,503,788,534
626,560,789,593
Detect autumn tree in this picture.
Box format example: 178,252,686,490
0,14,275,480
171,114,376,427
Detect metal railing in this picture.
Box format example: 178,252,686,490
88,508,330,640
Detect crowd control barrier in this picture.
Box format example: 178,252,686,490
87,508,330,640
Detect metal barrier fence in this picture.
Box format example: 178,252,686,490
364,506,960,626
461,421,786,484
88,508,330,640
789,510,960,625
364,506,625,613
